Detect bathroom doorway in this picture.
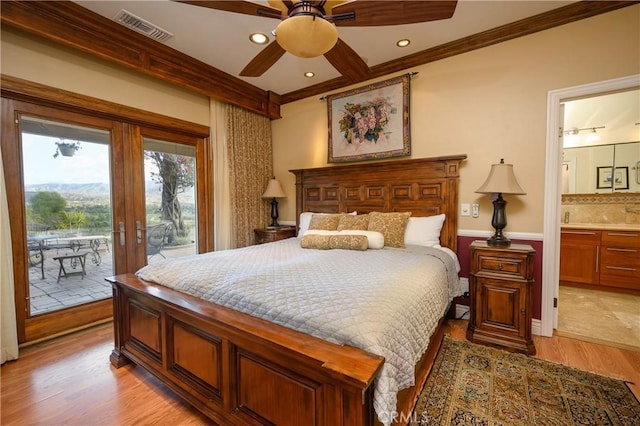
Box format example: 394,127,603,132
541,74,640,341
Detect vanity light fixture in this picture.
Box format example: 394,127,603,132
397,39,411,47
563,125,605,136
249,33,269,45
304,71,315,78
587,128,601,142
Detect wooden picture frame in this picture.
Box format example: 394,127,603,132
597,166,629,190
327,74,411,163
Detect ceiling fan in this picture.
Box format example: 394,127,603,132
175,1,458,80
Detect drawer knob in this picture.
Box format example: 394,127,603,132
521,308,526,314
498,263,503,270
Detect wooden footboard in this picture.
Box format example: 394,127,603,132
108,273,385,426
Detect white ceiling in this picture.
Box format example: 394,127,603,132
75,0,575,95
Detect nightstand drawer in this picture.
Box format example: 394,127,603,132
475,253,528,279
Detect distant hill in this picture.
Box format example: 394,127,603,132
24,182,193,204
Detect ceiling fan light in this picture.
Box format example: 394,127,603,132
275,15,338,58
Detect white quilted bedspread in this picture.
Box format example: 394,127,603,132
136,239,461,425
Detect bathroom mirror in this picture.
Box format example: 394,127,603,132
562,89,640,194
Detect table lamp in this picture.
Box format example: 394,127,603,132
475,159,526,246
262,178,286,228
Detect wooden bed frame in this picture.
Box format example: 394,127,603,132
108,154,466,425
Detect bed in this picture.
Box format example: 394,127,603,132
108,154,466,425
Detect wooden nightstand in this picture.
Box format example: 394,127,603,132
466,240,536,355
254,226,297,245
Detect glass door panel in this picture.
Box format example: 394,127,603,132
143,137,197,263
21,116,113,316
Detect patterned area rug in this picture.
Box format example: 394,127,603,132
410,336,640,425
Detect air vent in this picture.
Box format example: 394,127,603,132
113,9,173,42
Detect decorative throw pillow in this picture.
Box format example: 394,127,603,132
336,214,369,231
308,213,343,231
298,211,357,237
367,211,411,248
404,214,446,247
300,234,368,251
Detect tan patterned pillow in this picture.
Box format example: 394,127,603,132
300,234,368,251
308,213,343,231
367,211,411,248
336,214,369,231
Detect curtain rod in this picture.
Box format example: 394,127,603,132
319,72,418,101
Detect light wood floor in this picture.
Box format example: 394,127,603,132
2,319,639,425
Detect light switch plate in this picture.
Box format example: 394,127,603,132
461,203,470,216
472,204,479,218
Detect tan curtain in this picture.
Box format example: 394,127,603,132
211,99,232,251
1,143,19,363
226,105,273,248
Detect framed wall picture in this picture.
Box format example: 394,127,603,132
326,74,411,163
596,166,629,190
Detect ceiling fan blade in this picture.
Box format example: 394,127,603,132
331,1,458,26
324,38,370,81
174,1,283,19
240,42,286,77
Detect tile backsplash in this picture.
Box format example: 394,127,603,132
561,193,640,224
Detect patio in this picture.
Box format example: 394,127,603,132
28,243,196,315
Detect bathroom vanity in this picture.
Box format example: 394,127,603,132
560,224,640,292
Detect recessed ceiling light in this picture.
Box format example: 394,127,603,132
249,33,269,45
396,39,410,48
304,72,315,78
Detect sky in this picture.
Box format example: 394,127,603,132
22,134,111,185
21,134,165,186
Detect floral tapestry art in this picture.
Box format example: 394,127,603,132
327,74,411,162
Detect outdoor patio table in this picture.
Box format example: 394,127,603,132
54,235,110,265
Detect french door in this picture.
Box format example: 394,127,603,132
2,96,211,343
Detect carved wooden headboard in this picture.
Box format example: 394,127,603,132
290,154,467,253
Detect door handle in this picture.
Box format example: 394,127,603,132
136,221,145,244
113,222,125,247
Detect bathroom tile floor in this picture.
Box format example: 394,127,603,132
557,285,640,351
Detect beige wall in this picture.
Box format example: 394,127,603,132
2,7,639,235
272,6,640,233
0,27,210,126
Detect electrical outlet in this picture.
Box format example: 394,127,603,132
472,203,479,218
460,203,470,216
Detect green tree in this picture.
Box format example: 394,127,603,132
146,153,194,241
30,191,66,226
58,210,87,235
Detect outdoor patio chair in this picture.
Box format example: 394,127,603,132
147,222,172,260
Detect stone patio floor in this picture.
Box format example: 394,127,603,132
28,244,196,316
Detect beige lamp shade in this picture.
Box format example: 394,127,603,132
262,178,286,199
476,159,526,195
275,15,338,58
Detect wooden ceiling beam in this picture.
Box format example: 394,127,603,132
0,1,281,119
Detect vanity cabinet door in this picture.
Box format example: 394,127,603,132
560,230,601,285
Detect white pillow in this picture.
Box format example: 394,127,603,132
404,214,446,247
302,229,384,249
297,211,356,237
